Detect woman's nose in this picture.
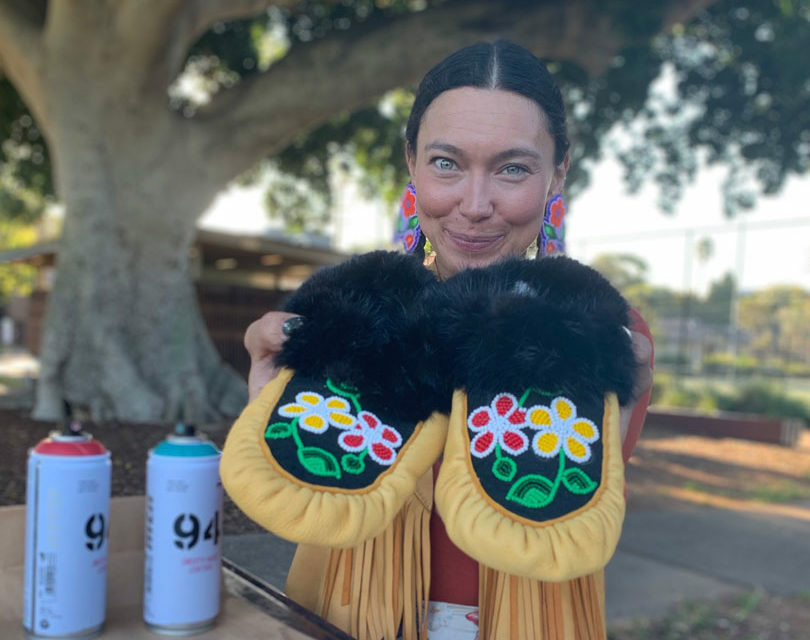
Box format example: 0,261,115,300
458,175,494,221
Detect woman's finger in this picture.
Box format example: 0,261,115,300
244,311,301,401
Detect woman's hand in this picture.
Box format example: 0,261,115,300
619,329,654,447
244,311,301,402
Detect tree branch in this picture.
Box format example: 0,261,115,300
0,0,49,136
190,0,618,181
661,0,717,30
158,0,301,90
113,0,190,84
190,0,718,185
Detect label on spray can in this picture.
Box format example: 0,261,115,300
23,432,111,639
144,426,223,634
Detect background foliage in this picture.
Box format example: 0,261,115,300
3,0,809,230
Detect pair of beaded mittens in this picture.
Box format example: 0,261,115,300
220,251,636,582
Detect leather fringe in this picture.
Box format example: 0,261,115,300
318,489,432,640
478,567,606,640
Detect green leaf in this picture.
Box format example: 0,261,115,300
543,222,558,240
341,453,365,475
492,456,517,482
562,468,598,495
407,215,419,230
327,378,359,395
506,474,555,509
265,422,292,439
298,446,341,479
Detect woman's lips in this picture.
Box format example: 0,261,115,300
445,230,503,252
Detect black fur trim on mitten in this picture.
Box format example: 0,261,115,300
275,250,450,424
424,255,637,407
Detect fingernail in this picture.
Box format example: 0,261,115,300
282,316,304,337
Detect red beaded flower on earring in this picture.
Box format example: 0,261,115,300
393,183,421,253
540,194,566,256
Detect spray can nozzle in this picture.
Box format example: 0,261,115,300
61,400,83,437
174,423,197,438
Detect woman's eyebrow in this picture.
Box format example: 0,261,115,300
423,142,543,164
424,141,464,157
492,147,543,163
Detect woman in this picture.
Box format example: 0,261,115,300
241,40,653,639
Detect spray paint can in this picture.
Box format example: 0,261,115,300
23,417,111,639
143,424,223,634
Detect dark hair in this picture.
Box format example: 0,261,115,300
405,40,570,166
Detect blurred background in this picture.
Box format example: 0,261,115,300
1,2,809,637
2,0,808,428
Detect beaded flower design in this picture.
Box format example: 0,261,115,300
338,411,403,467
468,393,529,458
278,392,357,433
266,380,404,479
466,388,600,509
525,397,599,464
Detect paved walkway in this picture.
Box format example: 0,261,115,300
606,503,810,622
223,500,810,627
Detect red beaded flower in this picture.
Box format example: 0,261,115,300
467,393,530,458
338,410,403,466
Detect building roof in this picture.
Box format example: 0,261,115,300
0,229,350,291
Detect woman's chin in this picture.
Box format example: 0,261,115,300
437,251,509,279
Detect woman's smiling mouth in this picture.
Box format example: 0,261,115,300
445,230,504,252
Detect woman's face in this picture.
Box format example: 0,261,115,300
407,87,568,279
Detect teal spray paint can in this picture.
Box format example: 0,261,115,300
143,424,222,634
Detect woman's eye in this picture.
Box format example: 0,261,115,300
432,157,456,171
502,164,529,177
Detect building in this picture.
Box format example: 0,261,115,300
0,228,348,378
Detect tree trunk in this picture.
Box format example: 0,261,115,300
34,225,248,424
32,86,248,423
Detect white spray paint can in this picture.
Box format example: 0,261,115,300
143,424,223,634
23,422,111,639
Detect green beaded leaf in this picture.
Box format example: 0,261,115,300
298,446,341,479
492,456,517,482
543,222,558,240
265,422,292,439
562,468,598,495
341,453,366,475
506,474,555,509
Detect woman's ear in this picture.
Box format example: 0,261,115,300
550,152,570,196
405,145,416,183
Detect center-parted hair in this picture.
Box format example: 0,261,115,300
405,40,570,166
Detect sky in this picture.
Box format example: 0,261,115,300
200,159,810,295
567,158,810,294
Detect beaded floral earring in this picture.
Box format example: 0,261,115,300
393,183,421,254
539,193,566,256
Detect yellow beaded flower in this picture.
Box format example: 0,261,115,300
525,396,599,463
278,392,357,433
